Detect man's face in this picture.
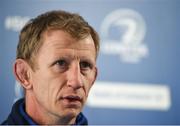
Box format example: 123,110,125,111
29,30,97,120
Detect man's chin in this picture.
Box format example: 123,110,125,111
60,109,81,123
65,107,81,117
56,99,82,118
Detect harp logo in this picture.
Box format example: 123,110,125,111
100,9,149,63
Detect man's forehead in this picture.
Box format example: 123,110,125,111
42,30,96,51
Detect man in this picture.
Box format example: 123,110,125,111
2,10,99,125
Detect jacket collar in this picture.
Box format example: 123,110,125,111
3,98,88,125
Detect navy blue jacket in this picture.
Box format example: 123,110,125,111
1,98,88,125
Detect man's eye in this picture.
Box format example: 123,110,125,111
80,61,92,70
52,59,69,73
55,59,68,68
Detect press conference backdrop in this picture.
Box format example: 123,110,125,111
0,0,180,124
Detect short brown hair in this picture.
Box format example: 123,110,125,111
17,10,100,70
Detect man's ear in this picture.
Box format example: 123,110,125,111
13,59,32,90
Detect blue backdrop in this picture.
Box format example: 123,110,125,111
0,0,180,124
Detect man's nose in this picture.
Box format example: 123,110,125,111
67,62,83,90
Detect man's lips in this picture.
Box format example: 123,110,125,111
61,95,82,102
60,95,83,108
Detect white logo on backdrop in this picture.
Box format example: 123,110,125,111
5,16,30,32
14,81,24,102
87,81,171,111
100,9,149,63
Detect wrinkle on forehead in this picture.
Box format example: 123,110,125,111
42,30,96,51
39,30,96,62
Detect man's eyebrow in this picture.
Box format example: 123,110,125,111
79,56,96,64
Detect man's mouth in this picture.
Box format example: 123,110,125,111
63,95,82,102
60,95,83,105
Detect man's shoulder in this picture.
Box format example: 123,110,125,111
1,120,8,125
1,116,15,125
0,98,28,125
